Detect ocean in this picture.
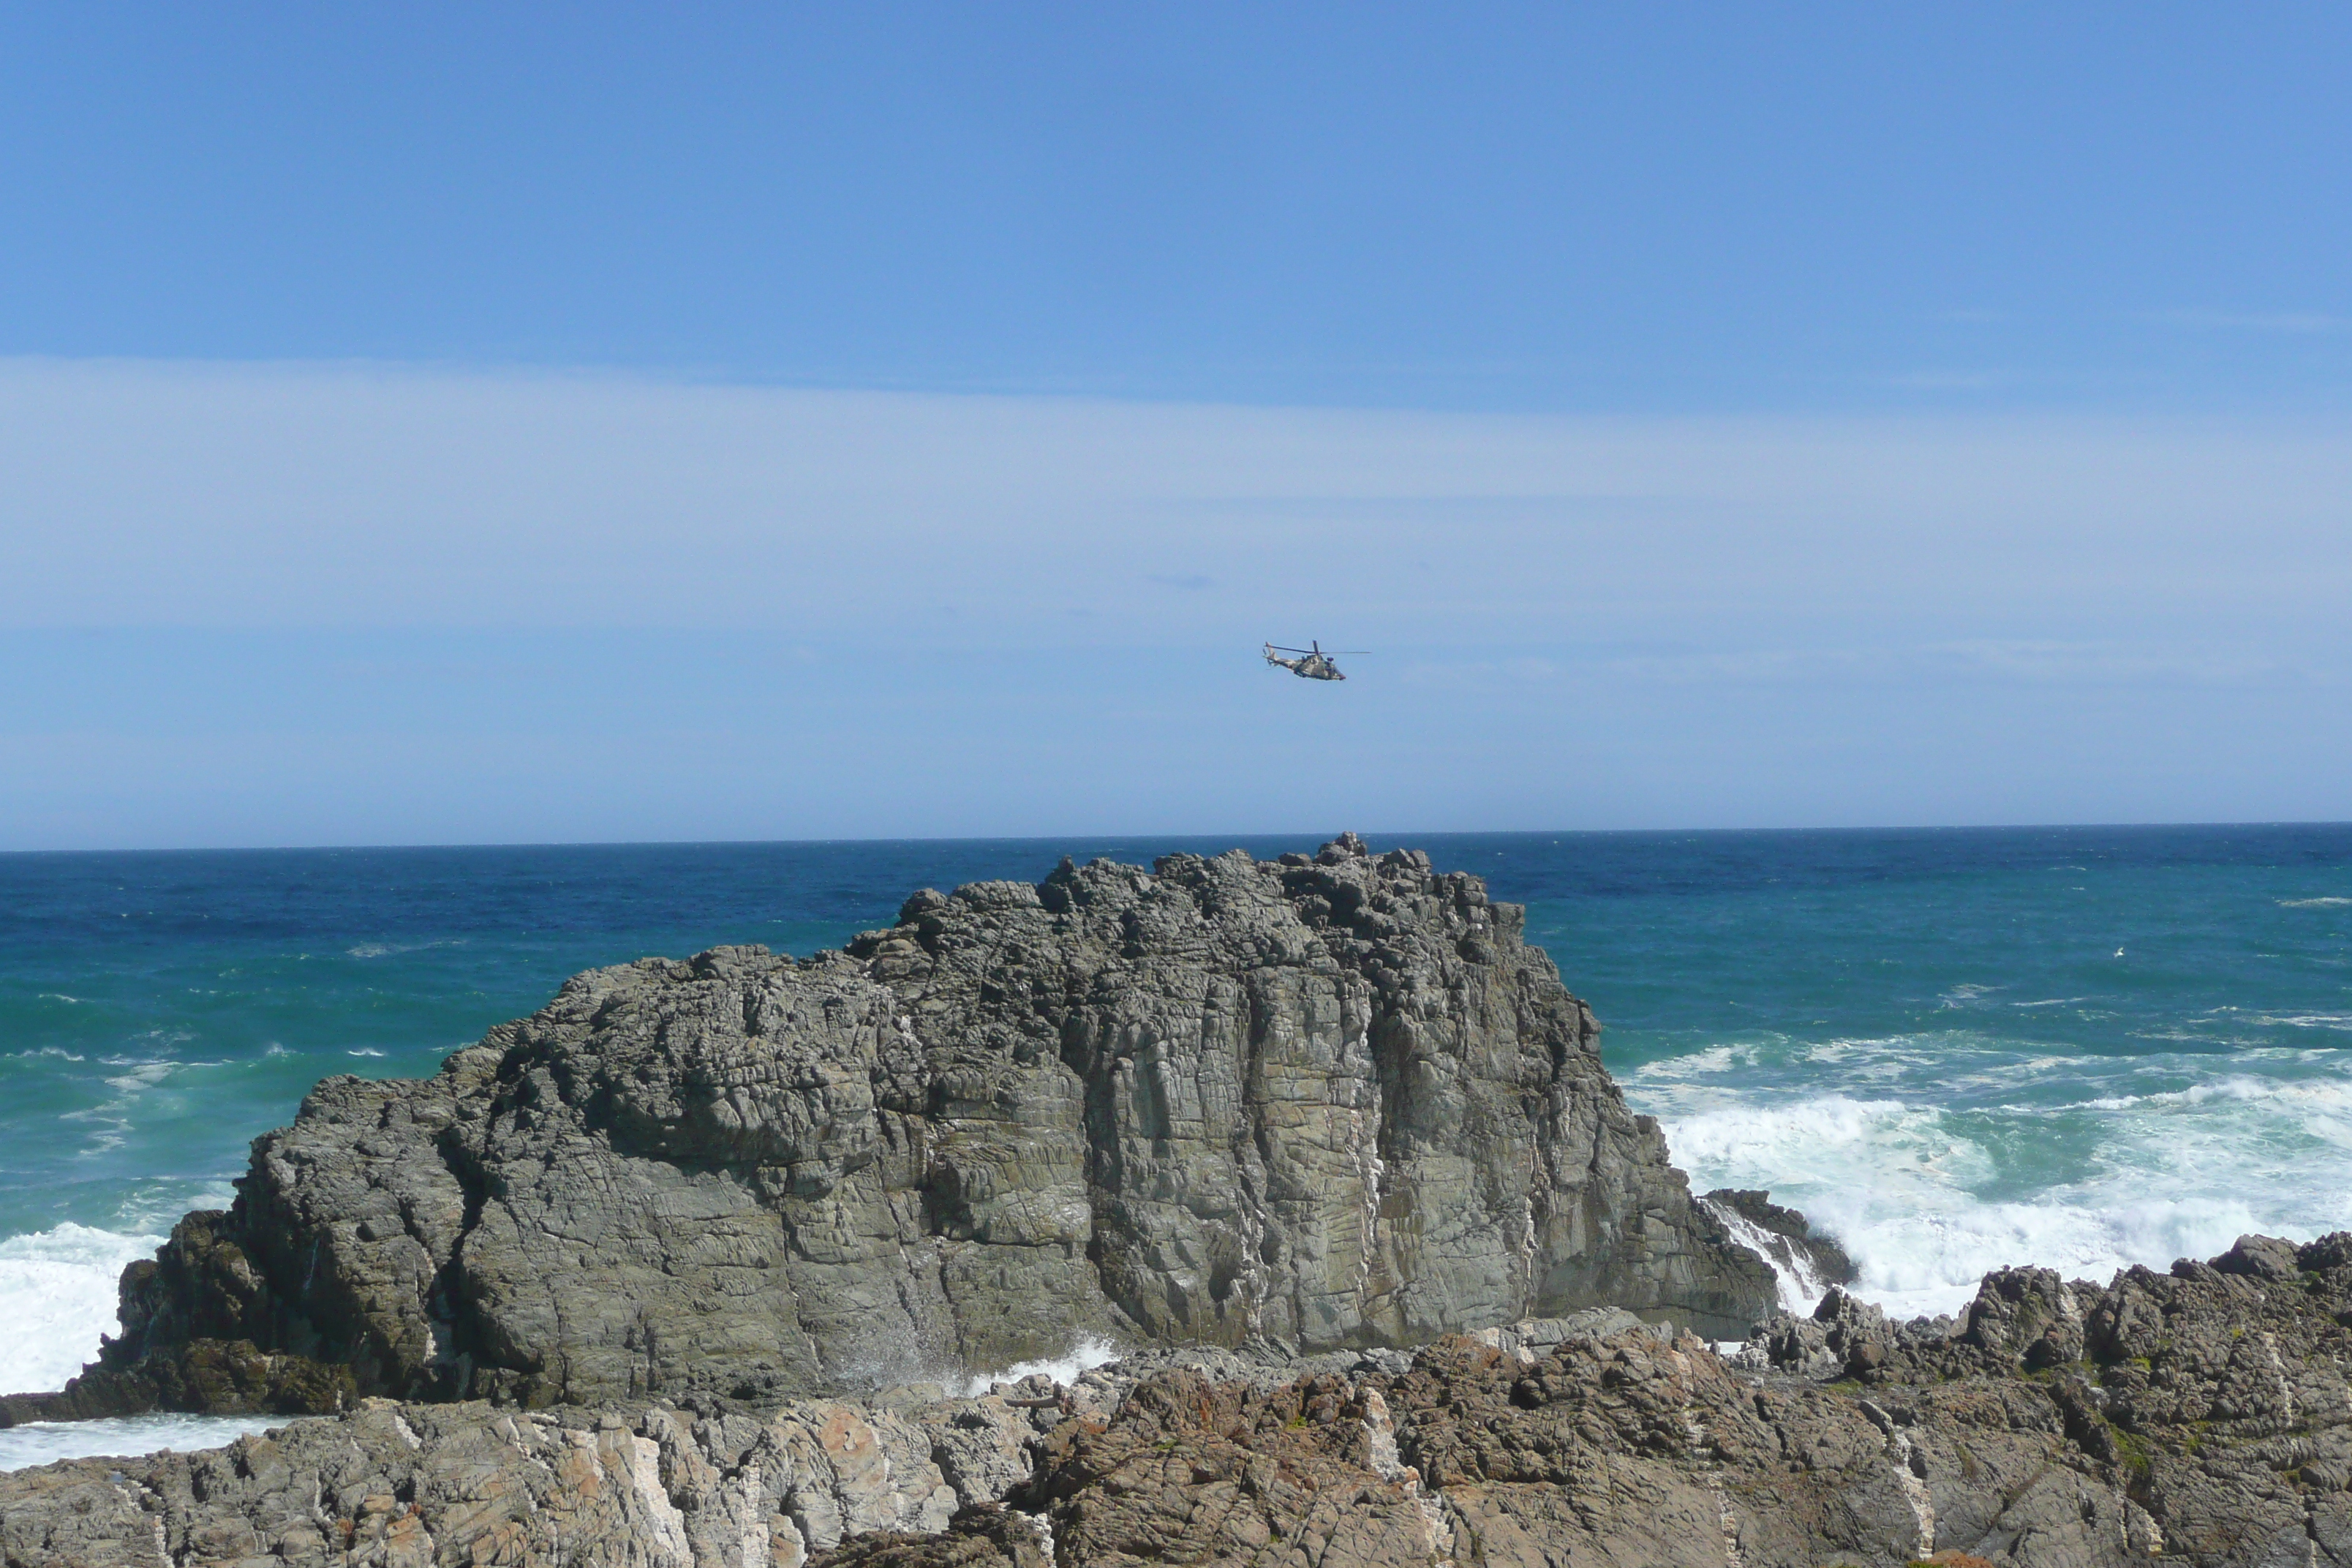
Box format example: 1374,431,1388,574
4,827,2349,1463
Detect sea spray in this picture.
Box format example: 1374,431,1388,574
1698,1197,1828,1314
0,1224,161,1394
0,1414,301,1473
951,1337,1121,1398
1654,1082,2309,1318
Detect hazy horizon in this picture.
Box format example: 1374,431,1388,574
7,820,2351,859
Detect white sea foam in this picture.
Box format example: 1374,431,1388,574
1630,1043,1755,1081
2280,897,2352,908
1665,1094,1993,1194
0,1413,301,1472
1654,1063,2352,1322
1813,1193,2264,1321
346,939,466,960
951,1337,1120,1398
2079,1075,2352,1112
1701,1199,1827,1314
0,1225,163,1394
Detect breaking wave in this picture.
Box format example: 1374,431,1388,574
1651,1070,2352,1321
951,1336,1121,1398
0,1224,163,1395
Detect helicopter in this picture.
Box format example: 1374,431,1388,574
1263,641,1365,681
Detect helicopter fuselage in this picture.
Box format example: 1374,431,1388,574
1264,644,1347,680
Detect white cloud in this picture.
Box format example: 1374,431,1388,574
4,357,2351,649
2,358,2350,843
2152,310,2349,335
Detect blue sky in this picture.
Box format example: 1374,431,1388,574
3,7,2349,845
10,5,2352,408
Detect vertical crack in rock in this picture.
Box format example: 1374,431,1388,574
1861,1397,1935,1558
1234,977,1276,1341
2266,1331,2300,1427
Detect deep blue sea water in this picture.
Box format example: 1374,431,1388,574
5,826,2351,1408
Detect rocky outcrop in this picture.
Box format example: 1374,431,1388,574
1715,1231,2352,1562
14,1234,2352,1565
0,1388,1064,1568
27,836,1774,1420
1020,1232,2352,1565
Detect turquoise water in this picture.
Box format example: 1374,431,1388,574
4,827,2350,1398
1522,826,2352,1319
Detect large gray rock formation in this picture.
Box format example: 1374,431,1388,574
29,835,1773,1417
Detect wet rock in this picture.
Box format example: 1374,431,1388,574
1702,1186,1860,1289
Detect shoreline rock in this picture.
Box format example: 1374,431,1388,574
10,835,1775,1423
11,1234,2352,1565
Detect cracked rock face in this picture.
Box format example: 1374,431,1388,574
26,836,1773,1418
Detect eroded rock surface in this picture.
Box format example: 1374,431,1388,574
0,1392,1058,1568
21,836,1772,1420
14,1235,2352,1566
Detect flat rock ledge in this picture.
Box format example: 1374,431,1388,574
11,1233,2352,1567
15,836,1776,1426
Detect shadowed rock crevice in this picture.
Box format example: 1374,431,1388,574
15,836,1775,1419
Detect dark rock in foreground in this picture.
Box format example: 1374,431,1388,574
12,1233,2352,1566
22,835,1774,1419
